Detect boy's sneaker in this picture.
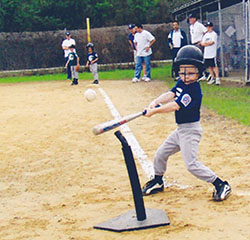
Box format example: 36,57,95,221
142,178,164,196
215,78,221,85
92,80,99,84
207,78,215,85
213,181,231,201
141,75,147,81
132,77,140,83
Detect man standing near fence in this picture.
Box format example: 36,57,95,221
128,24,147,80
168,21,187,81
62,32,76,80
132,24,156,83
188,14,207,80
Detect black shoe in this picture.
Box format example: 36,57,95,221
93,80,99,84
142,178,164,196
75,79,78,85
213,181,231,201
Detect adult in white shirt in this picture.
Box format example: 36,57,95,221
188,14,207,49
132,24,156,83
201,22,220,85
62,32,76,80
189,14,207,80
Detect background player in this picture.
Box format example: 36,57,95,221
86,43,99,84
141,45,231,202
201,22,220,85
65,45,79,85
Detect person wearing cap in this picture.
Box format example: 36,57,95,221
188,14,207,81
132,24,156,83
201,22,220,85
167,20,187,81
188,14,207,48
62,32,76,80
128,24,147,80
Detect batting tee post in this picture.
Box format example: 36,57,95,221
115,130,146,221
86,18,91,43
94,130,170,232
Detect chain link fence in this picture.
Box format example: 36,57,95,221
176,0,250,84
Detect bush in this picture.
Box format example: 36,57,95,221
0,23,172,70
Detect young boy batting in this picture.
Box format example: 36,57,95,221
86,43,99,84
65,45,80,85
142,45,231,201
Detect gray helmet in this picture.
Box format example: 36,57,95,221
174,45,204,73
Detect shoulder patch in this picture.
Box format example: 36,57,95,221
181,94,192,107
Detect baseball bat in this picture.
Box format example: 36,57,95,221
92,105,161,135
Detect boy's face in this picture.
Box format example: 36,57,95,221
207,26,213,32
179,65,199,85
69,47,74,52
88,47,93,53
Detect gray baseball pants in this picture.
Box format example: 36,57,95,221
154,122,217,183
90,63,98,80
70,66,79,79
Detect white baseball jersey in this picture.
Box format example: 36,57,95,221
134,30,155,57
62,38,76,57
202,31,218,59
190,21,207,44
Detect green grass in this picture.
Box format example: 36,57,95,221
0,73,67,83
0,65,249,126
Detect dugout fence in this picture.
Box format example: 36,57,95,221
174,0,250,84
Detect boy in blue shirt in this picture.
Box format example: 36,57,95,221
86,43,99,84
142,45,231,202
65,45,79,85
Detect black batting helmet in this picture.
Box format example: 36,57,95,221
86,42,94,49
174,45,204,74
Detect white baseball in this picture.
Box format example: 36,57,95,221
84,89,96,102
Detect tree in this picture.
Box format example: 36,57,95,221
0,0,191,32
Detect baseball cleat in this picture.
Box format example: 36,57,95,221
141,75,147,81
199,75,207,81
142,178,164,196
213,181,231,201
207,78,215,85
132,77,140,83
92,80,99,84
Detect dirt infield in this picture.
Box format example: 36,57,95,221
0,80,249,240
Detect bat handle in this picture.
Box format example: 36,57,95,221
142,104,161,115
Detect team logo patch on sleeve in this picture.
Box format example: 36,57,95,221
181,94,192,107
